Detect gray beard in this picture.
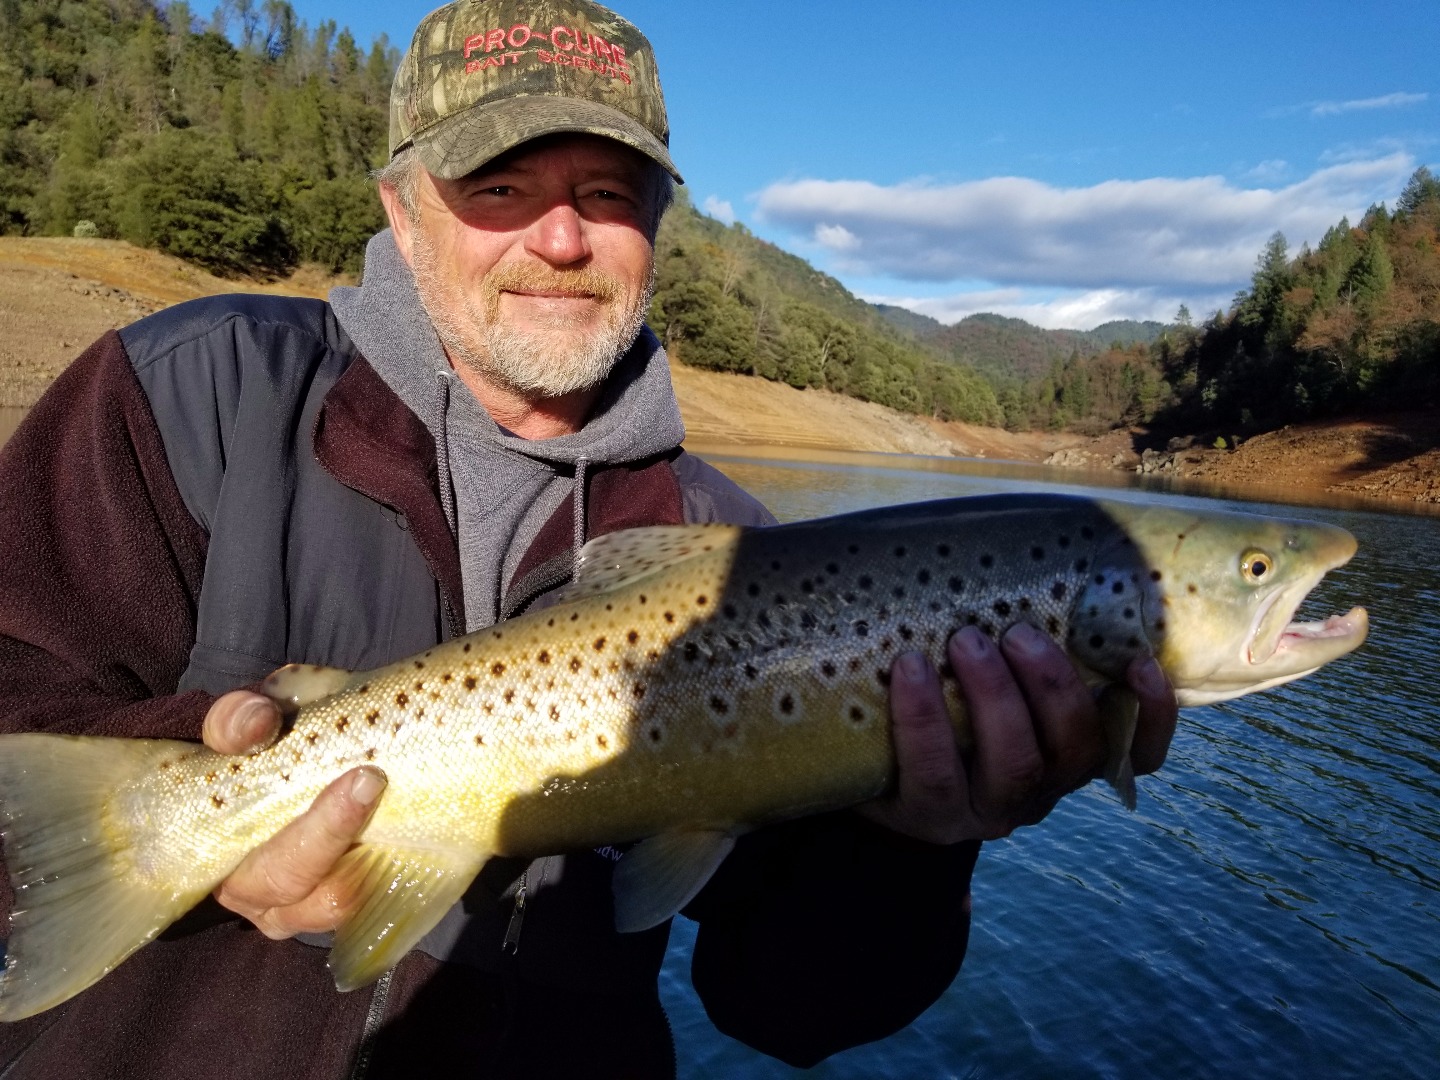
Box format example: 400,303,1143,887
410,232,654,400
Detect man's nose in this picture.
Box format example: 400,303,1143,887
524,201,591,266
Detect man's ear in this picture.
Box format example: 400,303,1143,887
378,182,416,268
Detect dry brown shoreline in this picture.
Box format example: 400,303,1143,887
2,237,1436,510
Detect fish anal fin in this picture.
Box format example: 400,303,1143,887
262,664,357,711
328,844,486,992
612,830,735,934
561,526,741,602
1097,684,1140,810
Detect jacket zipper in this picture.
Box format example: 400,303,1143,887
501,871,528,956
346,970,393,1080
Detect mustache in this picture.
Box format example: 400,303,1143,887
481,264,626,305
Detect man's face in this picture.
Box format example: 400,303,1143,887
389,134,660,400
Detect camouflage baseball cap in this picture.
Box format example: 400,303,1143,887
391,0,682,183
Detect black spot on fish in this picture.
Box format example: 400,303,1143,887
893,546,907,558
801,580,814,595
966,612,979,625
1089,634,1105,649
723,603,738,619
1031,546,1045,561
858,575,873,591
892,586,905,599
1188,583,1198,594
366,747,377,760
710,696,729,715
597,734,608,749
1052,581,1067,601
854,621,870,637
413,661,424,670
570,657,582,672
847,544,859,555
594,637,607,651
826,563,840,575
473,735,484,748
211,795,225,808
1150,570,1163,582
979,554,994,568
747,583,761,598
1019,598,1032,612
745,664,759,680
1155,619,1167,632
648,726,661,742
492,662,506,676
537,650,551,665
549,705,561,721
305,732,319,745
1048,617,1061,635
821,660,837,677
876,668,891,687
771,561,782,571
627,630,640,645
1076,558,1089,573
948,576,965,593
899,625,914,641
937,543,951,557
993,600,1012,617
1124,607,1135,619
917,569,931,585
336,718,349,733
1081,526,1095,540
639,595,648,605
684,643,700,663
850,706,865,723
504,689,515,704
1058,535,1071,548
229,761,242,773
938,660,954,679
1112,581,1125,595
779,694,795,715
366,710,379,725
929,600,943,613
462,644,472,654
1128,637,1140,649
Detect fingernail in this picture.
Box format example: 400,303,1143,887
1003,621,1046,658
955,626,989,657
235,699,276,744
350,768,387,807
894,651,927,684
1134,657,1167,696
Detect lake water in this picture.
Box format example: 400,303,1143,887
659,446,1440,1079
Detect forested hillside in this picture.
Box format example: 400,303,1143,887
1,0,394,274
4,0,1435,439
1154,171,1440,434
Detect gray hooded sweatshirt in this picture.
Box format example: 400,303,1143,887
330,229,688,633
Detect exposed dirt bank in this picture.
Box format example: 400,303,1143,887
2,238,1435,509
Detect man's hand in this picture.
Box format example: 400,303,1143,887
203,690,386,938
859,624,1178,844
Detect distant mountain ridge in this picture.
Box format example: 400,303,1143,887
873,305,1165,380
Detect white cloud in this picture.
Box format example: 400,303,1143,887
701,195,736,225
865,287,1234,331
755,154,1416,290
1310,92,1428,117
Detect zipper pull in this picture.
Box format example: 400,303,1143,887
501,880,527,956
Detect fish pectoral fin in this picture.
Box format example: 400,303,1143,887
328,844,487,992
561,526,740,602
612,830,735,934
262,663,357,710
1097,684,1140,811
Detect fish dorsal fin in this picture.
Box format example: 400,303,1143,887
262,664,358,710
612,829,735,933
328,844,487,992
560,525,741,602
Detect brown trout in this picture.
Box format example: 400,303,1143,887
0,493,1368,1020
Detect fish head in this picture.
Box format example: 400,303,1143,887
1093,501,1368,705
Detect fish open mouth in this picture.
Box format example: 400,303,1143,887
1245,581,1369,675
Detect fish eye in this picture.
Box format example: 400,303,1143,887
1240,550,1273,583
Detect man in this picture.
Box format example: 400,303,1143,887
0,1,1176,1076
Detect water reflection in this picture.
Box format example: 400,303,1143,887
660,444,1440,1080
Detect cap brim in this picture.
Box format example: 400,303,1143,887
411,96,683,184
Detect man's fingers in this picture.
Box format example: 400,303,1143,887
888,651,965,800
998,622,1104,787
949,627,1044,817
214,767,386,937
1126,655,1178,776
203,691,283,756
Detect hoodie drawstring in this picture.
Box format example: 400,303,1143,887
433,371,458,538
572,457,589,571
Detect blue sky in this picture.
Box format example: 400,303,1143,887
282,0,1438,329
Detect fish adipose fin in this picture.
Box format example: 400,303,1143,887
562,526,739,602
1097,685,1140,810
328,843,486,992
0,734,216,1022
612,829,735,933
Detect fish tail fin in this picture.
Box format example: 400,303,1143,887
1096,685,1140,811
0,734,215,1021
